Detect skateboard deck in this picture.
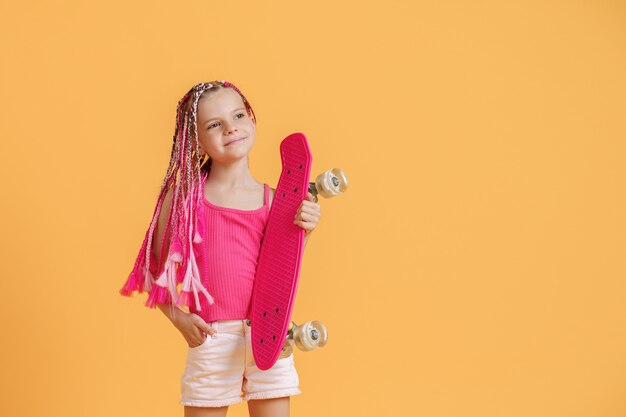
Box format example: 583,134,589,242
250,132,312,370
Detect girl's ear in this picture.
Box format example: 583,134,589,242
198,141,207,156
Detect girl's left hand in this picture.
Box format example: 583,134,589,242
294,192,321,235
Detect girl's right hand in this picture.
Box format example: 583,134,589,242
173,310,217,348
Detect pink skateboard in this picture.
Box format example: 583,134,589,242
250,133,347,370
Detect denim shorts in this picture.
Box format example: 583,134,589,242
180,319,301,407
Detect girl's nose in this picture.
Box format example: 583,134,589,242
223,123,237,134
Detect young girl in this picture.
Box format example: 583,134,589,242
119,80,322,417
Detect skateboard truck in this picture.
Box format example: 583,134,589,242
308,168,348,203
279,320,328,359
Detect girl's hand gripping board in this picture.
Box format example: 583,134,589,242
250,132,312,370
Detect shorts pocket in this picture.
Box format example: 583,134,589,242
188,334,212,351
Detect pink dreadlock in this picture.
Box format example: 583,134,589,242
119,80,257,317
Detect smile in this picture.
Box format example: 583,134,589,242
225,137,246,146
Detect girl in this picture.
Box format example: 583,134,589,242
119,80,322,417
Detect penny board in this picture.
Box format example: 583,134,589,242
250,132,312,370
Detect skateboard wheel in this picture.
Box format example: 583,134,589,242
309,168,348,201
293,320,328,352
279,340,294,359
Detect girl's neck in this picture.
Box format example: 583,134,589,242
206,157,259,189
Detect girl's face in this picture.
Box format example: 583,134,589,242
196,88,256,164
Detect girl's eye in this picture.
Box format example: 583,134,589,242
207,113,245,130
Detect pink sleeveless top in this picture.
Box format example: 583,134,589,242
190,183,270,323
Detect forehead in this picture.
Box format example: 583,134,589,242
197,88,245,120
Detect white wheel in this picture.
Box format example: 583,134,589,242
311,168,348,200
293,320,328,351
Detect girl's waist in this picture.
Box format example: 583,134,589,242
207,319,250,333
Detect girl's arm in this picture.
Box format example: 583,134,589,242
157,301,184,324
152,186,184,321
152,187,173,272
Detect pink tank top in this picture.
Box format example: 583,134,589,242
190,182,270,322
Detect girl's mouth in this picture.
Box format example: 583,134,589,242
225,137,246,146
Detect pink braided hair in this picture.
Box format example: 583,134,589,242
119,80,257,317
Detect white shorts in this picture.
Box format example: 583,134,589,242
180,319,301,407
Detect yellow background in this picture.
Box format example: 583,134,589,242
1,1,625,416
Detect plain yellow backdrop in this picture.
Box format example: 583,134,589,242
1,1,625,416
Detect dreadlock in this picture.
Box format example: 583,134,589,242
119,80,257,318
